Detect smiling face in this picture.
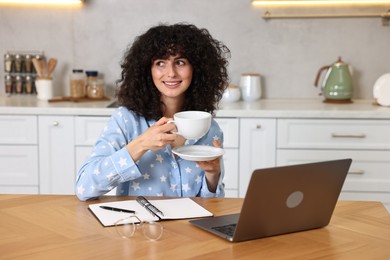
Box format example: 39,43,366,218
151,55,193,104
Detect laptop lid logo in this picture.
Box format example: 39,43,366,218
286,191,304,208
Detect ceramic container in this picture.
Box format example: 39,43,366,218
222,85,241,103
240,74,262,102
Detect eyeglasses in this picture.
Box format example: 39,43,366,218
114,214,164,241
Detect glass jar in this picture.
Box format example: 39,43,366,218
86,70,105,99
14,54,22,73
70,69,86,98
24,54,33,73
4,53,13,73
25,75,33,94
87,78,105,99
5,75,13,94
15,75,23,93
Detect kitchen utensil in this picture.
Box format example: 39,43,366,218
240,74,262,102
39,59,47,78
32,58,43,78
373,73,390,106
47,58,58,78
314,57,353,103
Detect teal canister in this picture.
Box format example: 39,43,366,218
314,57,353,103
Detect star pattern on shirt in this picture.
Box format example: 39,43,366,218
93,168,100,175
171,161,178,169
77,184,85,195
182,183,191,193
143,173,150,180
195,175,202,184
156,154,163,163
170,183,177,192
118,157,127,167
160,175,167,182
131,181,140,191
106,172,115,181
185,167,192,173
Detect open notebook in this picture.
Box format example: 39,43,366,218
89,197,213,227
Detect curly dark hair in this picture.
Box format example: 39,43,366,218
116,23,230,120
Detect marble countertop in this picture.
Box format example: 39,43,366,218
1,95,390,119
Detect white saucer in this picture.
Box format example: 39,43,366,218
172,145,225,161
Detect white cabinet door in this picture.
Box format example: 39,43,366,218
222,148,239,197
0,145,39,193
0,115,37,144
215,118,239,197
75,116,110,146
38,116,75,194
239,118,276,197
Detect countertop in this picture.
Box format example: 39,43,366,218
1,95,390,119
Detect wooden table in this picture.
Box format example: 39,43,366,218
1,195,390,259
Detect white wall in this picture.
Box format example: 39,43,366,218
1,0,390,99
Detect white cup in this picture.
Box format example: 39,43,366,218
168,111,211,139
35,79,53,101
240,73,262,102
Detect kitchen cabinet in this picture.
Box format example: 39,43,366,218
0,115,39,193
1,98,390,212
239,118,277,197
38,116,75,194
276,119,390,211
215,118,239,197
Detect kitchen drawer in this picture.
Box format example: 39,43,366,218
75,116,110,145
339,191,390,213
215,118,239,148
0,115,37,144
277,119,390,150
277,149,390,193
0,145,38,186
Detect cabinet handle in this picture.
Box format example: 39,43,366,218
52,121,60,126
256,125,261,129
331,133,366,138
348,169,365,174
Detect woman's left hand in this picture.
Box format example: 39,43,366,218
197,140,222,192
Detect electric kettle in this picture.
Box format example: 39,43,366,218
314,57,353,103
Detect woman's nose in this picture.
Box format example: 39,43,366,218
166,64,177,78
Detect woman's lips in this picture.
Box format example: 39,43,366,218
163,81,181,88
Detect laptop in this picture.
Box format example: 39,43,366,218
190,158,352,242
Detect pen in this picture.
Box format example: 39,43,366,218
100,206,135,214
136,196,164,217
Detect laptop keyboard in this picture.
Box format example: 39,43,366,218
211,223,237,237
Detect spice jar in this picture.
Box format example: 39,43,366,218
25,75,33,94
4,53,13,73
86,71,105,99
15,75,23,94
24,54,33,73
70,69,86,98
5,75,13,94
14,54,22,73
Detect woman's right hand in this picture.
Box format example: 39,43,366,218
126,117,177,161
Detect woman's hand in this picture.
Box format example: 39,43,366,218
126,117,178,162
197,140,222,193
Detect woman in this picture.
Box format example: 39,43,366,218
76,23,230,201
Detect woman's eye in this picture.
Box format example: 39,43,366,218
155,61,165,67
176,60,185,66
